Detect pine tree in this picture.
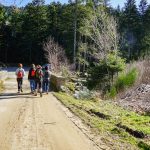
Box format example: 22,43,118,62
103,0,110,6
139,0,148,15
32,0,45,6
141,5,150,57
22,1,48,63
121,0,140,59
123,0,140,33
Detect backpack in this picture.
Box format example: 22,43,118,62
36,69,43,79
44,71,49,79
31,69,36,77
17,70,23,78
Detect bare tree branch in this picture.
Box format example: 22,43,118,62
43,36,68,73
80,7,119,60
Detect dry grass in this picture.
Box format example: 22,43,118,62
125,59,150,85
140,59,150,84
117,59,150,99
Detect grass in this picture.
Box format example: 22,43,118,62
54,92,150,150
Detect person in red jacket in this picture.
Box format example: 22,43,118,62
28,64,36,94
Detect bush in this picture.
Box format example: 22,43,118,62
87,51,125,91
109,86,117,98
107,68,138,99
115,68,138,92
138,141,150,150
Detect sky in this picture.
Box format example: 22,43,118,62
0,0,150,8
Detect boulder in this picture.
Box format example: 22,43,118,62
50,74,66,91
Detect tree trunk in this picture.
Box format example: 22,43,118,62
73,0,77,64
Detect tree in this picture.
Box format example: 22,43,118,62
0,6,5,25
141,5,150,57
87,51,125,90
32,0,45,6
0,6,6,62
22,1,48,63
43,36,68,73
121,0,140,59
139,0,148,15
103,0,110,6
80,6,119,60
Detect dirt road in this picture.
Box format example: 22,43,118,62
0,69,99,150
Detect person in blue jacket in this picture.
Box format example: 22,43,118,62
43,66,51,94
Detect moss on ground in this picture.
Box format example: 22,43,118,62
54,92,150,150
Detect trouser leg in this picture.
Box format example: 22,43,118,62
17,78,22,91
30,80,35,92
39,80,42,92
46,80,49,92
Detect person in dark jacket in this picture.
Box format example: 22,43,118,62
28,64,36,94
43,66,51,94
34,65,43,97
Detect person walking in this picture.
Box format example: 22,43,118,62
34,65,43,97
43,66,51,94
15,63,25,93
28,64,36,94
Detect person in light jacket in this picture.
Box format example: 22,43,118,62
15,63,25,93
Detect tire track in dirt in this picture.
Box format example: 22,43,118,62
10,97,53,150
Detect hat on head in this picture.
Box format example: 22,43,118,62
18,63,22,68
45,66,48,70
31,64,35,68
37,65,42,69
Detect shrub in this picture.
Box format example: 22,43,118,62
138,141,150,150
87,51,125,91
115,68,138,92
109,86,117,98
107,68,138,99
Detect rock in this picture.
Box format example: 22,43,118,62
50,74,66,91
119,84,150,114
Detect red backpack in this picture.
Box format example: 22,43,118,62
31,69,36,77
17,70,23,78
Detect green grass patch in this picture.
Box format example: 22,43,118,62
138,141,150,150
115,68,138,92
107,68,138,98
54,92,150,149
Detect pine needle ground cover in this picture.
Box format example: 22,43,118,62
54,92,150,150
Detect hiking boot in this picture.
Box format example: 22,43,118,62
31,91,34,94
40,92,42,97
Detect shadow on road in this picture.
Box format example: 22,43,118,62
0,92,37,100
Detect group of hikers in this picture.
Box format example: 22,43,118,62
15,63,51,97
